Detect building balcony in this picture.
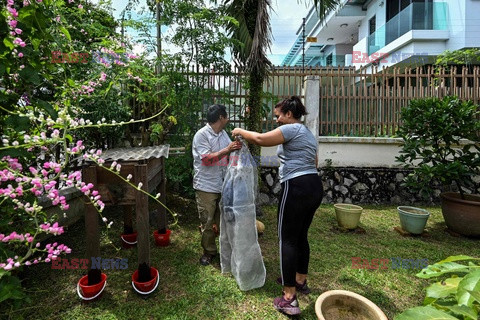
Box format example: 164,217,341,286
368,2,448,56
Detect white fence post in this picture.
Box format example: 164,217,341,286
303,75,320,138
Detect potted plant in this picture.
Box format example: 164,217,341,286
396,96,480,237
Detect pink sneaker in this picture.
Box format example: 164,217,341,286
273,294,301,315
276,277,311,295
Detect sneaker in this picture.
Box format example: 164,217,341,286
273,294,301,315
199,253,215,266
276,277,311,295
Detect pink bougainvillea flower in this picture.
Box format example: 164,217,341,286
78,4,83,9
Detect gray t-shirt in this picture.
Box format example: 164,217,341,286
277,123,318,183
192,124,231,193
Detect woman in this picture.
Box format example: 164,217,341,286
232,96,323,316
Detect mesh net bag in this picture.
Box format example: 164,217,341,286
219,141,266,291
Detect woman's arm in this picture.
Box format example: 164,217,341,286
231,128,285,147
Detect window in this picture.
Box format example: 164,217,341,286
387,0,433,21
369,16,376,35
326,53,333,66
385,0,433,44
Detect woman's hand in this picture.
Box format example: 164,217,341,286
231,128,244,138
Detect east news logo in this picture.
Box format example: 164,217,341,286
52,257,128,269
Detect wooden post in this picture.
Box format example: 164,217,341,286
135,163,151,282
83,165,102,285
123,205,134,235
158,157,167,233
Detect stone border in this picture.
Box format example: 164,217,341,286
259,166,480,206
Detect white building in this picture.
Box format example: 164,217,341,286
282,0,480,71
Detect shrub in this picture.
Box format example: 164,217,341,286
396,96,480,200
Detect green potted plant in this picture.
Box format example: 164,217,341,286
396,96,480,237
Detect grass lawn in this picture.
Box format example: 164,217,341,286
3,195,479,320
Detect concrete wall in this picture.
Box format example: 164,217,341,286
465,0,480,48
317,137,403,168
446,0,467,49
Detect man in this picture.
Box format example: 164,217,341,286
192,104,242,266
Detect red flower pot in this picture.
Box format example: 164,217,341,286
120,232,138,249
153,229,171,247
132,267,159,295
77,273,107,301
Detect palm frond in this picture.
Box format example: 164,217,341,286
224,0,272,73
311,0,340,22
247,0,272,74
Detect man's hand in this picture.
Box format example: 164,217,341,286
200,140,242,166
227,140,242,153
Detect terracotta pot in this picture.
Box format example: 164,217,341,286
441,192,480,237
77,273,107,301
315,290,388,320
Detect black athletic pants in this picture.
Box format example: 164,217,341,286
277,173,323,287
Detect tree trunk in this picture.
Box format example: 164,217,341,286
246,68,264,162
246,68,265,217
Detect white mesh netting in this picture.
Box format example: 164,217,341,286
219,141,266,291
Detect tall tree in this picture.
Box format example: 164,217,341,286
223,0,339,158
224,0,271,158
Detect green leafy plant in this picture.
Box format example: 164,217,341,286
396,96,480,200
395,255,480,320
436,48,480,67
